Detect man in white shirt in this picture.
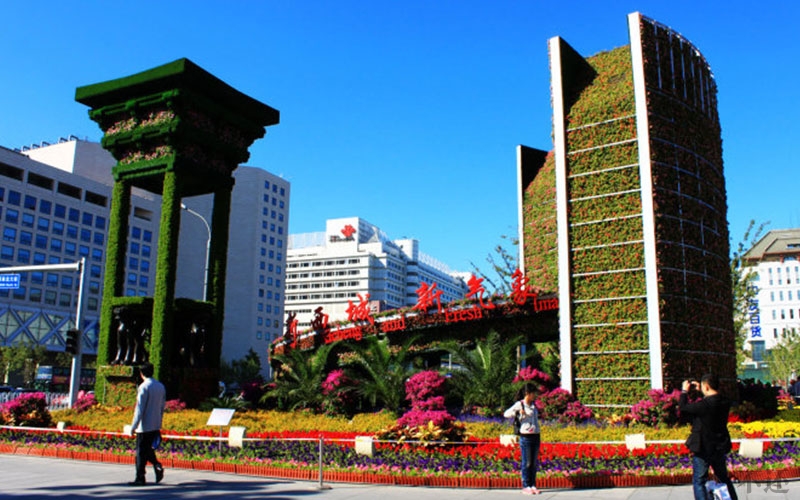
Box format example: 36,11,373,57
129,363,166,486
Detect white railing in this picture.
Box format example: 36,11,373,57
0,392,70,411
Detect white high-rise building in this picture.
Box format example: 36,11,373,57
285,217,468,330
0,137,288,374
742,229,800,365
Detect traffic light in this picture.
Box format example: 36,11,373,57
65,329,81,355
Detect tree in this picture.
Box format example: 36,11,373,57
766,330,800,385
262,344,334,412
0,342,47,386
443,330,526,413
731,220,769,369
470,233,519,295
220,348,264,387
342,335,421,414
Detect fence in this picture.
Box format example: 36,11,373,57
0,391,71,410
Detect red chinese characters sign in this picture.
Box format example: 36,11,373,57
281,269,558,351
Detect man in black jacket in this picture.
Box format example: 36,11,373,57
679,373,738,500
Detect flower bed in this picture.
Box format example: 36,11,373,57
2,426,798,488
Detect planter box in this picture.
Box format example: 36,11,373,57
193,461,215,471
56,449,73,459
460,476,490,488
172,458,194,469
214,462,237,473
489,476,518,489
429,476,459,488
364,474,394,484
0,443,16,454
394,475,428,486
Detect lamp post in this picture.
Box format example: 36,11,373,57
181,204,211,302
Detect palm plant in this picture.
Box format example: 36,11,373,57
443,330,526,413
261,344,334,412
342,335,421,414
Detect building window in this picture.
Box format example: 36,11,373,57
37,217,49,231
35,235,47,249
132,227,141,239
751,340,765,362
52,221,64,235
7,191,21,205
22,213,34,227
95,216,106,230
5,208,18,224
24,195,37,210
59,293,71,307
2,228,15,242
0,245,14,260
54,204,66,218
44,291,56,305
67,225,78,239
68,208,80,222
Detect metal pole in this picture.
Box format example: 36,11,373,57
1,261,84,408
316,435,331,490
68,258,86,408
181,204,211,301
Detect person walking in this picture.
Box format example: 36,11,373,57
504,382,541,495
679,374,738,500
129,362,166,486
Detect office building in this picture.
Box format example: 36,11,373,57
741,229,800,365
285,217,468,329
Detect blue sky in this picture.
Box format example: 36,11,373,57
1,1,797,274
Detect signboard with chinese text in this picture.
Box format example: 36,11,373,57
0,274,21,289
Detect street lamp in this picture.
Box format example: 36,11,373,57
181,203,211,301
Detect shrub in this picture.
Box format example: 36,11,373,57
629,389,683,427
736,379,779,421
513,366,556,396
73,391,97,413
0,392,53,427
536,388,594,424
405,370,447,405
321,369,358,417
378,370,467,444
165,399,187,413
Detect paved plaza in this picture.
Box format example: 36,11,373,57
1,454,796,499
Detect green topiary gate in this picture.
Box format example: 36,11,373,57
76,58,279,405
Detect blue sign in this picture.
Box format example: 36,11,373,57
0,274,21,289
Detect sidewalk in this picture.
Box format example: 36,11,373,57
1,454,795,499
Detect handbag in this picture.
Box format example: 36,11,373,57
513,401,523,435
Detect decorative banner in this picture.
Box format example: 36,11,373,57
274,270,559,354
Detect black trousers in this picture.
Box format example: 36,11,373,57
135,430,162,481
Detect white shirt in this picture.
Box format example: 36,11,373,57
503,399,540,435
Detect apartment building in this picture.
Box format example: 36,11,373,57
285,217,468,329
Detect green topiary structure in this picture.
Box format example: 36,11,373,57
76,58,279,405
521,13,736,412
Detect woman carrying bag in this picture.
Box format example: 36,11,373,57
504,382,541,495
